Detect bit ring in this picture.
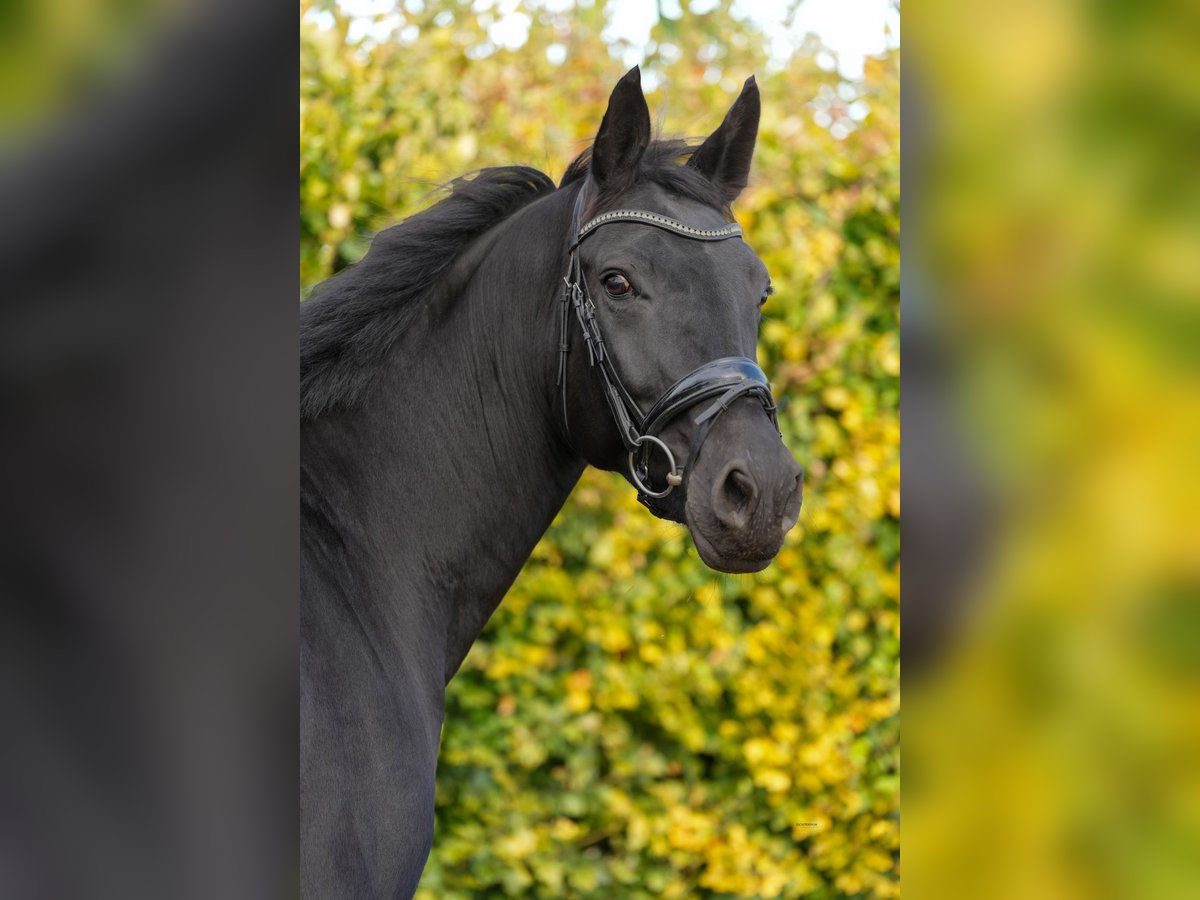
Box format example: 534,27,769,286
628,434,682,499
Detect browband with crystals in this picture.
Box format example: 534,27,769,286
571,209,742,249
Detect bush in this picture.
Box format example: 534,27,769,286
301,2,898,895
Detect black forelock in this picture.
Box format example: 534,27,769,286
561,138,730,216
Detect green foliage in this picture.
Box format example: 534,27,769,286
301,1,898,896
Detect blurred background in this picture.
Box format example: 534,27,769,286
903,1,1200,898
301,1,899,897
4,0,1194,897
2,2,296,899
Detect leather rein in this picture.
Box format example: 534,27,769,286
556,194,779,518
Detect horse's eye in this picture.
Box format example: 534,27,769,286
760,284,774,308
603,272,634,298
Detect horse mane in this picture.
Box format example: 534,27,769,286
300,140,726,421
300,166,556,420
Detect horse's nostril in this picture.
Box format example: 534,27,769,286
779,468,804,532
713,463,759,528
725,469,755,512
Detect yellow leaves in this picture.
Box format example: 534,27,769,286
662,879,688,899
744,631,766,663
510,725,547,769
743,736,770,764
792,817,824,841
771,720,801,745
587,530,637,579
811,622,836,648
743,730,797,796
453,132,478,161
604,787,633,819
483,642,555,678
588,532,615,567
835,870,866,895
626,812,650,851
882,572,900,601
758,869,789,898
857,472,884,519
485,653,520,679
666,806,714,851
783,333,809,363
774,546,800,573
753,768,792,793
637,641,664,665
760,317,788,345
879,609,900,636
875,332,901,376
701,824,819,897
869,817,899,843
497,827,537,859
811,289,839,323
338,171,361,202
869,694,900,721
595,665,638,710
523,644,554,667
565,668,592,712
598,621,631,654
823,385,852,409
550,816,581,841
679,720,707,752
694,582,721,609
328,203,351,230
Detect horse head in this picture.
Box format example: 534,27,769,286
560,67,803,573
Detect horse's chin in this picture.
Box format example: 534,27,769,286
685,512,777,574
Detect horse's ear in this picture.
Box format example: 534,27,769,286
689,75,761,204
590,66,651,193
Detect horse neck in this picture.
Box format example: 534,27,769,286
303,192,583,684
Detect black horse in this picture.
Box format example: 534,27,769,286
300,67,802,898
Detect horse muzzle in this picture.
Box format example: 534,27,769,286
679,401,804,573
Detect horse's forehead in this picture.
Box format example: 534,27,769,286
630,228,760,280
607,183,728,228
595,222,764,286
588,187,764,280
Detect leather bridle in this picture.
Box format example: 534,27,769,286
556,193,779,518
